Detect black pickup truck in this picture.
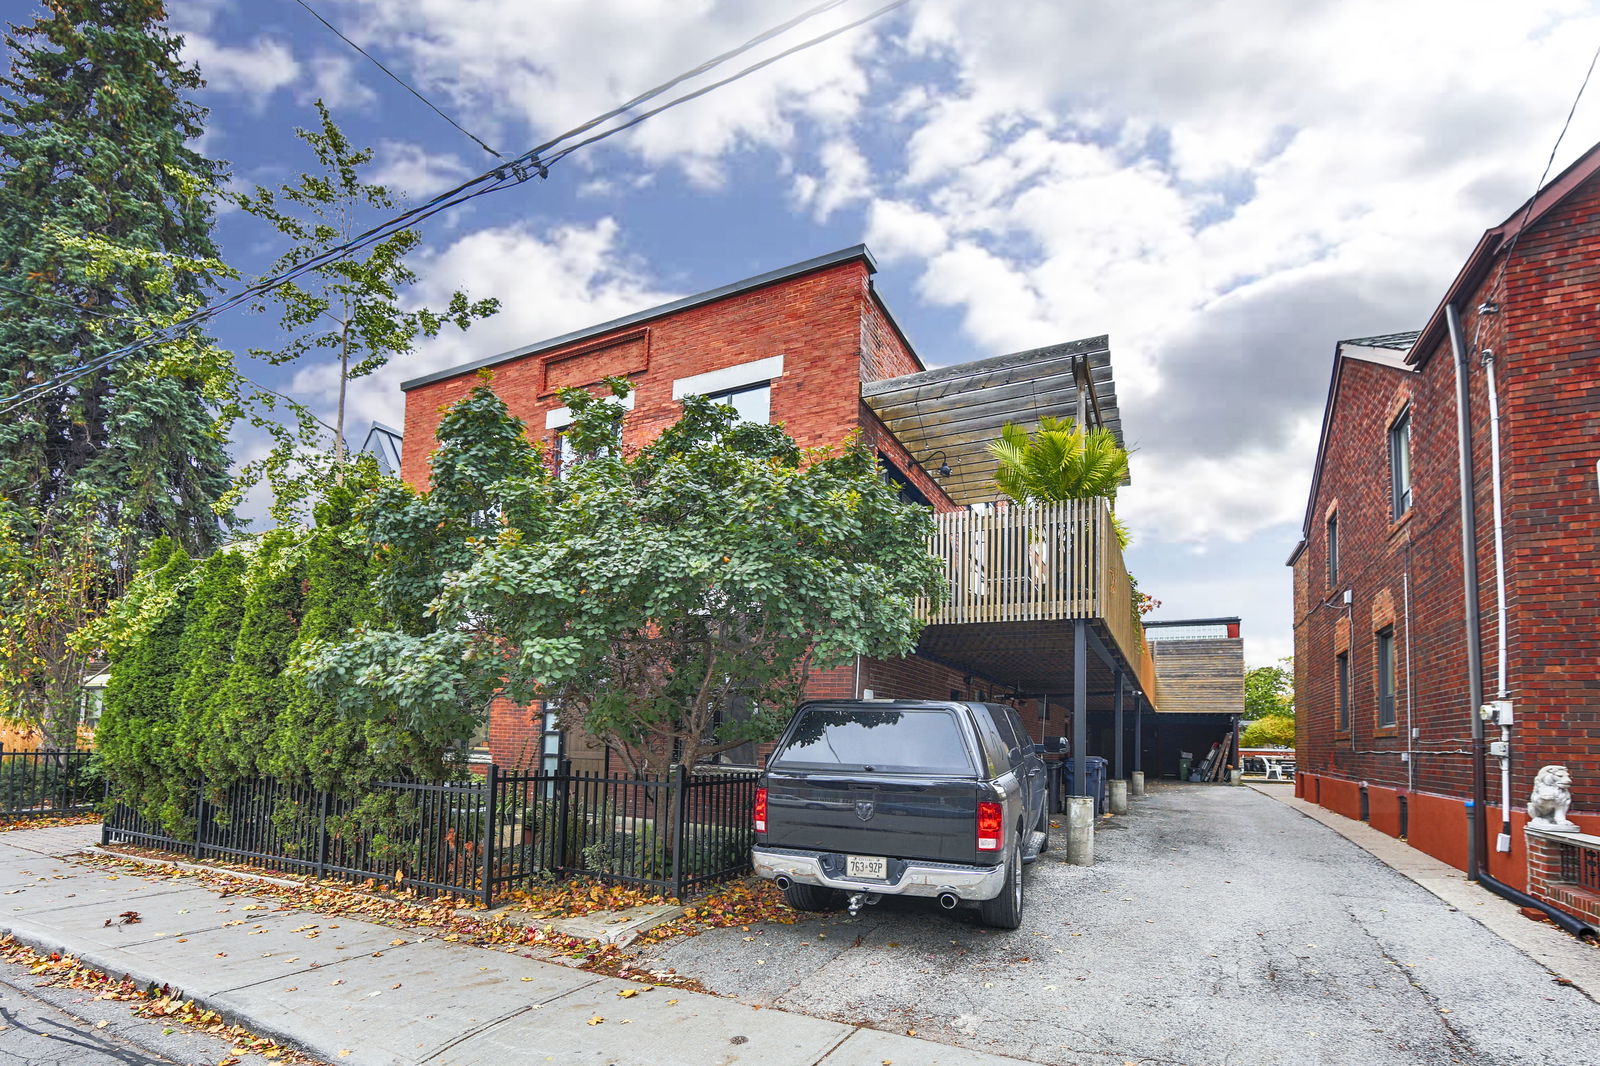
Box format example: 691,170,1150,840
751,699,1049,929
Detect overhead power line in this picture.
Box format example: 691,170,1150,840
0,0,907,418
1486,36,1600,308
289,0,503,159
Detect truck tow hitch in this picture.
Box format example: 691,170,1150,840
846,892,881,917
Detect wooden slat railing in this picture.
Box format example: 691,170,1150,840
916,499,1156,696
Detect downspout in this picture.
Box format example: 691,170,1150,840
1447,302,1489,883
1402,565,1415,795
1482,344,1513,854
1447,303,1595,939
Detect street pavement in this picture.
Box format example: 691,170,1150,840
0,823,1023,1066
0,788,1596,1066
636,782,1600,1066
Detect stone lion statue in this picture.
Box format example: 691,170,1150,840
1527,765,1580,832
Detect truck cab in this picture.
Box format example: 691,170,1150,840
751,699,1048,929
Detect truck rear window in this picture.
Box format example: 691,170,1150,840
771,708,976,775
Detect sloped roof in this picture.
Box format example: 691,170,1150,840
1408,140,1600,366
861,336,1124,507
1287,334,1417,565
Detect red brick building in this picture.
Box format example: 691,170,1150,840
399,245,1233,791
1289,144,1600,902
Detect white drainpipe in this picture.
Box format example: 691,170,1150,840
1482,344,1513,853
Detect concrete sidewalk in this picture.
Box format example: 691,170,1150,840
1248,783,1600,996
0,824,1027,1066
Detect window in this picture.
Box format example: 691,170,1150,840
1336,652,1351,732
772,707,977,775
704,381,770,424
1326,513,1339,584
554,422,621,477
1376,627,1397,729
1389,409,1412,517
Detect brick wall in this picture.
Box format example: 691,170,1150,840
1294,165,1600,880
401,258,878,489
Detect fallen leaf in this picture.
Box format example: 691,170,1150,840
587,1015,604,1026
338,1052,351,1059
618,988,639,998
94,1020,109,1029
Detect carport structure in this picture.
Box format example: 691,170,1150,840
863,338,1158,797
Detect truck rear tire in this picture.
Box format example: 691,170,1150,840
783,882,841,912
979,839,1024,929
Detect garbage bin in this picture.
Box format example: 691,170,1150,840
1177,756,1192,781
1061,756,1109,815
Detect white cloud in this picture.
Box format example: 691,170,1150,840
180,34,300,101
335,0,884,181
302,53,378,112
285,218,678,432
792,139,873,220
368,140,471,200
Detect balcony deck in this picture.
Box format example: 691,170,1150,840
913,499,1159,705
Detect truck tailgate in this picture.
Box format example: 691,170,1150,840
763,772,990,864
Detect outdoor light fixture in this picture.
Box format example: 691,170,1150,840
924,450,952,477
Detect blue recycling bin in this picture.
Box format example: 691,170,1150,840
1060,756,1109,815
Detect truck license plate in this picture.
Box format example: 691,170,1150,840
847,855,888,880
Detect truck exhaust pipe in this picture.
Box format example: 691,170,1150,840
938,892,959,910
774,875,791,891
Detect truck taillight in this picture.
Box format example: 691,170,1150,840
754,787,768,833
976,800,1003,851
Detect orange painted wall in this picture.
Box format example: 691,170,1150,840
1365,784,1403,838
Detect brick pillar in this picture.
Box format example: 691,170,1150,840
1524,825,1600,926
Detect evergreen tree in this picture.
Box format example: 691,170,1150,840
170,547,247,777
92,538,194,830
0,1,233,746
266,476,386,791
199,530,304,788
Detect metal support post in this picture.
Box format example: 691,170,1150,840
1073,620,1087,798
1113,670,1125,781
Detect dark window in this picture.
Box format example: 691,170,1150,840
1389,409,1412,517
1336,652,1351,732
771,707,976,775
705,382,770,424
1326,513,1339,583
1377,627,1397,729
878,454,932,507
984,704,1025,759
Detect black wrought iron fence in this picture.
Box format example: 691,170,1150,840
102,763,760,904
0,748,97,818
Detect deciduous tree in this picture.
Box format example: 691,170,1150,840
307,380,946,773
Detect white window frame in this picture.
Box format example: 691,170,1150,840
671,356,784,401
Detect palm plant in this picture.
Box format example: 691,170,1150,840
989,417,1131,545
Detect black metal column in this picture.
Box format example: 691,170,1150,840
1133,692,1143,773
1113,671,1125,781
1072,620,1087,797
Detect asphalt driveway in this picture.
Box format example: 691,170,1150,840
636,782,1599,1066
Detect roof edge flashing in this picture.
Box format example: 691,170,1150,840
400,245,875,392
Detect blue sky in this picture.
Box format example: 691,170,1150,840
48,0,1600,667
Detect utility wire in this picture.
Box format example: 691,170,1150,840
544,0,909,167
289,0,502,159
1485,36,1600,308
0,0,907,417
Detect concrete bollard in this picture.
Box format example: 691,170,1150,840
1109,779,1129,815
1065,796,1095,866
1131,770,1146,797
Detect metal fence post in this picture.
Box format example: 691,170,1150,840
192,784,205,861
480,763,499,908
555,759,572,877
315,789,330,879
669,764,688,900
